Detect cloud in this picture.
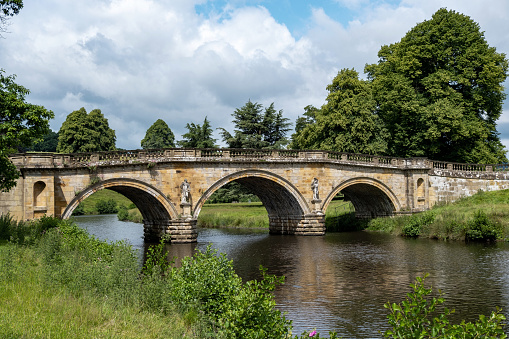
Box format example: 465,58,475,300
0,0,508,151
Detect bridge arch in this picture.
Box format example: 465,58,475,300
194,170,312,234
62,178,178,222
323,177,401,218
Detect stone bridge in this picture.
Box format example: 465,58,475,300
2,148,509,243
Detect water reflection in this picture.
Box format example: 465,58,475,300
74,215,509,338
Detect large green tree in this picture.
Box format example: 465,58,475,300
291,68,388,154
26,130,58,152
57,107,116,153
366,8,508,163
177,116,216,148
219,100,291,149
0,70,54,191
141,119,175,149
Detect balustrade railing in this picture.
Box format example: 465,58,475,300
11,148,509,175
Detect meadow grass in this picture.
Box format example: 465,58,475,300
367,189,509,241
0,245,192,339
77,189,134,215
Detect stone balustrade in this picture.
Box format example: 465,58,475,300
9,148,508,176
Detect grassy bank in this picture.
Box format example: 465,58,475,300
366,189,509,241
74,189,134,215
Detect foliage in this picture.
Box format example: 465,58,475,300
95,198,118,214
177,116,217,148
117,205,129,221
168,245,292,338
140,119,175,149
0,69,54,191
366,8,508,163
57,107,116,153
206,181,259,204
383,274,507,338
25,130,58,152
292,69,388,154
367,189,509,241
465,209,502,242
219,100,291,149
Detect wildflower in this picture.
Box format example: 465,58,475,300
309,330,317,337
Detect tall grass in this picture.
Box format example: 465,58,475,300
367,189,509,241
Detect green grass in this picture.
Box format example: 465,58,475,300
77,189,134,215
0,245,193,339
367,189,509,241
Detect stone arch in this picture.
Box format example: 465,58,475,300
33,181,47,207
323,177,401,218
194,170,312,234
62,178,178,228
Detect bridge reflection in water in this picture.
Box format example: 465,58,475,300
4,148,509,243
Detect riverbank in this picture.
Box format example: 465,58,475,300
366,189,509,241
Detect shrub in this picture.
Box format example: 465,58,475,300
0,213,14,241
401,211,435,237
383,274,507,338
465,210,502,242
95,199,118,214
117,205,129,221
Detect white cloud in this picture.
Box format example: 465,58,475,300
1,0,508,151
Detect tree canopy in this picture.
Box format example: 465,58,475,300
366,8,508,163
0,69,54,191
219,100,291,149
141,119,175,149
291,69,388,154
57,107,116,153
26,130,58,152
178,117,216,148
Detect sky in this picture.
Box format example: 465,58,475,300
1,0,509,152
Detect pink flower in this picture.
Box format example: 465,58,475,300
309,330,317,337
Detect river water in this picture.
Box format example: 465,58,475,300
75,214,509,338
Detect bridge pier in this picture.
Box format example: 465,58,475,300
143,218,197,243
269,213,325,236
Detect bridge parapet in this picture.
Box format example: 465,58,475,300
9,149,509,179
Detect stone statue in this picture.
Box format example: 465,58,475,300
180,179,190,203
311,177,319,200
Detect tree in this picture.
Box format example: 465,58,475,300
26,130,58,152
140,119,175,149
1,0,23,36
291,69,388,154
57,107,116,153
365,8,508,163
177,116,216,148
0,69,54,191
219,100,291,149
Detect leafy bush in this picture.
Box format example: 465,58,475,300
117,205,129,221
401,211,435,237
0,213,14,241
465,210,502,242
383,274,507,338
95,199,118,214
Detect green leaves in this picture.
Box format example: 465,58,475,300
140,119,175,149
383,274,507,338
367,8,508,163
57,107,116,153
220,100,291,149
292,68,388,154
178,116,216,148
0,69,54,191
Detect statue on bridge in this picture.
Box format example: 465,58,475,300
180,179,190,203
311,177,319,201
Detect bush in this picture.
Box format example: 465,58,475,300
383,274,507,338
95,199,118,214
401,211,435,237
117,205,129,221
465,210,502,242
0,214,14,241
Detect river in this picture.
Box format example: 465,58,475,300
75,214,509,338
